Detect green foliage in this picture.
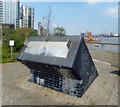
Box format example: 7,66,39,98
54,26,66,36
91,102,95,106
2,28,38,63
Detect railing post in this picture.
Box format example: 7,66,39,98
101,43,104,61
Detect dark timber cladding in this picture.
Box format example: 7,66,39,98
17,36,98,97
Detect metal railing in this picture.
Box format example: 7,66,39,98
86,42,119,68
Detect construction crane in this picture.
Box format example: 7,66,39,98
84,31,98,42
41,7,52,48
39,7,52,37
46,7,52,36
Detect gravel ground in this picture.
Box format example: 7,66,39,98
1,43,119,105
1,60,119,105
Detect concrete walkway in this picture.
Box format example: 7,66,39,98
1,60,119,105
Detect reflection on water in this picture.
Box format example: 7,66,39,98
85,36,119,53
92,44,119,53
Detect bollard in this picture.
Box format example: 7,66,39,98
101,43,104,61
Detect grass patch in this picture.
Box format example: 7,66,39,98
1,27,38,63
1,45,19,63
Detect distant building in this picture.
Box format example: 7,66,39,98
38,22,44,36
19,3,24,28
110,33,113,36
0,1,3,24
113,34,118,36
23,7,34,29
0,0,20,29
38,22,41,35
0,0,34,29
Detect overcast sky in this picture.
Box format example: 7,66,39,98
21,1,118,35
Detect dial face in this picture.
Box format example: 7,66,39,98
25,41,69,58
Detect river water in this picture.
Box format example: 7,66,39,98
94,36,119,44
87,37,120,53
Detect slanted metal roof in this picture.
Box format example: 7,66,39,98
17,36,83,69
